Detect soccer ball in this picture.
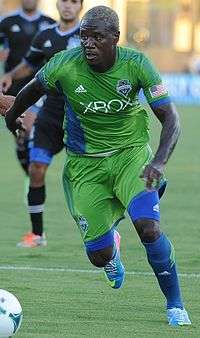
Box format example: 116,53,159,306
0,289,22,337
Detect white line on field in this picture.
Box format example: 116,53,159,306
0,265,199,279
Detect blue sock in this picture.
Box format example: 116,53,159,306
143,233,183,309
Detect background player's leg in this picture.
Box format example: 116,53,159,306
17,147,52,248
28,161,48,235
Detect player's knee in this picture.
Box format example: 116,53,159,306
87,246,113,268
29,162,47,186
134,218,161,242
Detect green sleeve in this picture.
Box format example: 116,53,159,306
137,53,170,105
35,51,65,90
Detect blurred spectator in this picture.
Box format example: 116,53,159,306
188,53,200,74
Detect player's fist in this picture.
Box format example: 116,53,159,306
140,161,164,191
0,72,13,93
0,93,15,116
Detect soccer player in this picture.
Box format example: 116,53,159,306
0,0,83,248
0,0,55,174
2,6,191,326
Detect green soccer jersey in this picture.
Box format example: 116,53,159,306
36,46,171,155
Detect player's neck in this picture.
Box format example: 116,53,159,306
22,9,38,17
58,19,79,32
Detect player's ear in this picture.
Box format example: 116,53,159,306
113,31,120,44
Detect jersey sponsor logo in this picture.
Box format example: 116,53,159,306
158,271,171,276
80,97,134,114
43,39,52,48
149,84,168,98
153,203,160,212
116,79,132,97
75,85,87,94
10,24,21,32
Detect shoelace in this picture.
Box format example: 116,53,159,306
169,308,185,323
104,260,118,274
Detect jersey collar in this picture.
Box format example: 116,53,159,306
55,22,80,37
18,9,42,22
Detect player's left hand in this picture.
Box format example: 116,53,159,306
140,161,164,191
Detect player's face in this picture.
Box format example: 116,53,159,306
57,0,82,22
21,0,38,12
80,20,119,70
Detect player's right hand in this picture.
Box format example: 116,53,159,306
0,73,13,93
0,93,15,116
140,162,164,191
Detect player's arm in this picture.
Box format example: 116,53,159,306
5,51,62,133
141,102,180,190
0,62,33,93
138,54,181,189
0,31,45,93
0,48,9,62
0,17,9,62
5,78,46,133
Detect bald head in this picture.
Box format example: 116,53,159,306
81,6,119,33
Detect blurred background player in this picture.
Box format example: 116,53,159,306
0,0,83,248
0,0,55,175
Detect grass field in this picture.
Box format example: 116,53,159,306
0,105,199,337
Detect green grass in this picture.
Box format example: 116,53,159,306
0,106,199,337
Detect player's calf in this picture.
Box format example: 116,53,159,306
29,162,48,187
87,246,113,268
128,190,189,316
86,229,125,289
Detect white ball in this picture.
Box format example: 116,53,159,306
0,289,23,338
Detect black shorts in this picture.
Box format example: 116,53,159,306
29,117,64,164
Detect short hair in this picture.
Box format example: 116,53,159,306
81,6,119,32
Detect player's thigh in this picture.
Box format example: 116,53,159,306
113,144,153,207
62,155,125,243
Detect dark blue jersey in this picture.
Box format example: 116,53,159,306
24,23,80,125
0,9,55,72
25,23,80,67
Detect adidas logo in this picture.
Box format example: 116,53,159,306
11,24,21,32
75,85,87,94
153,203,159,212
44,40,52,48
158,271,171,276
